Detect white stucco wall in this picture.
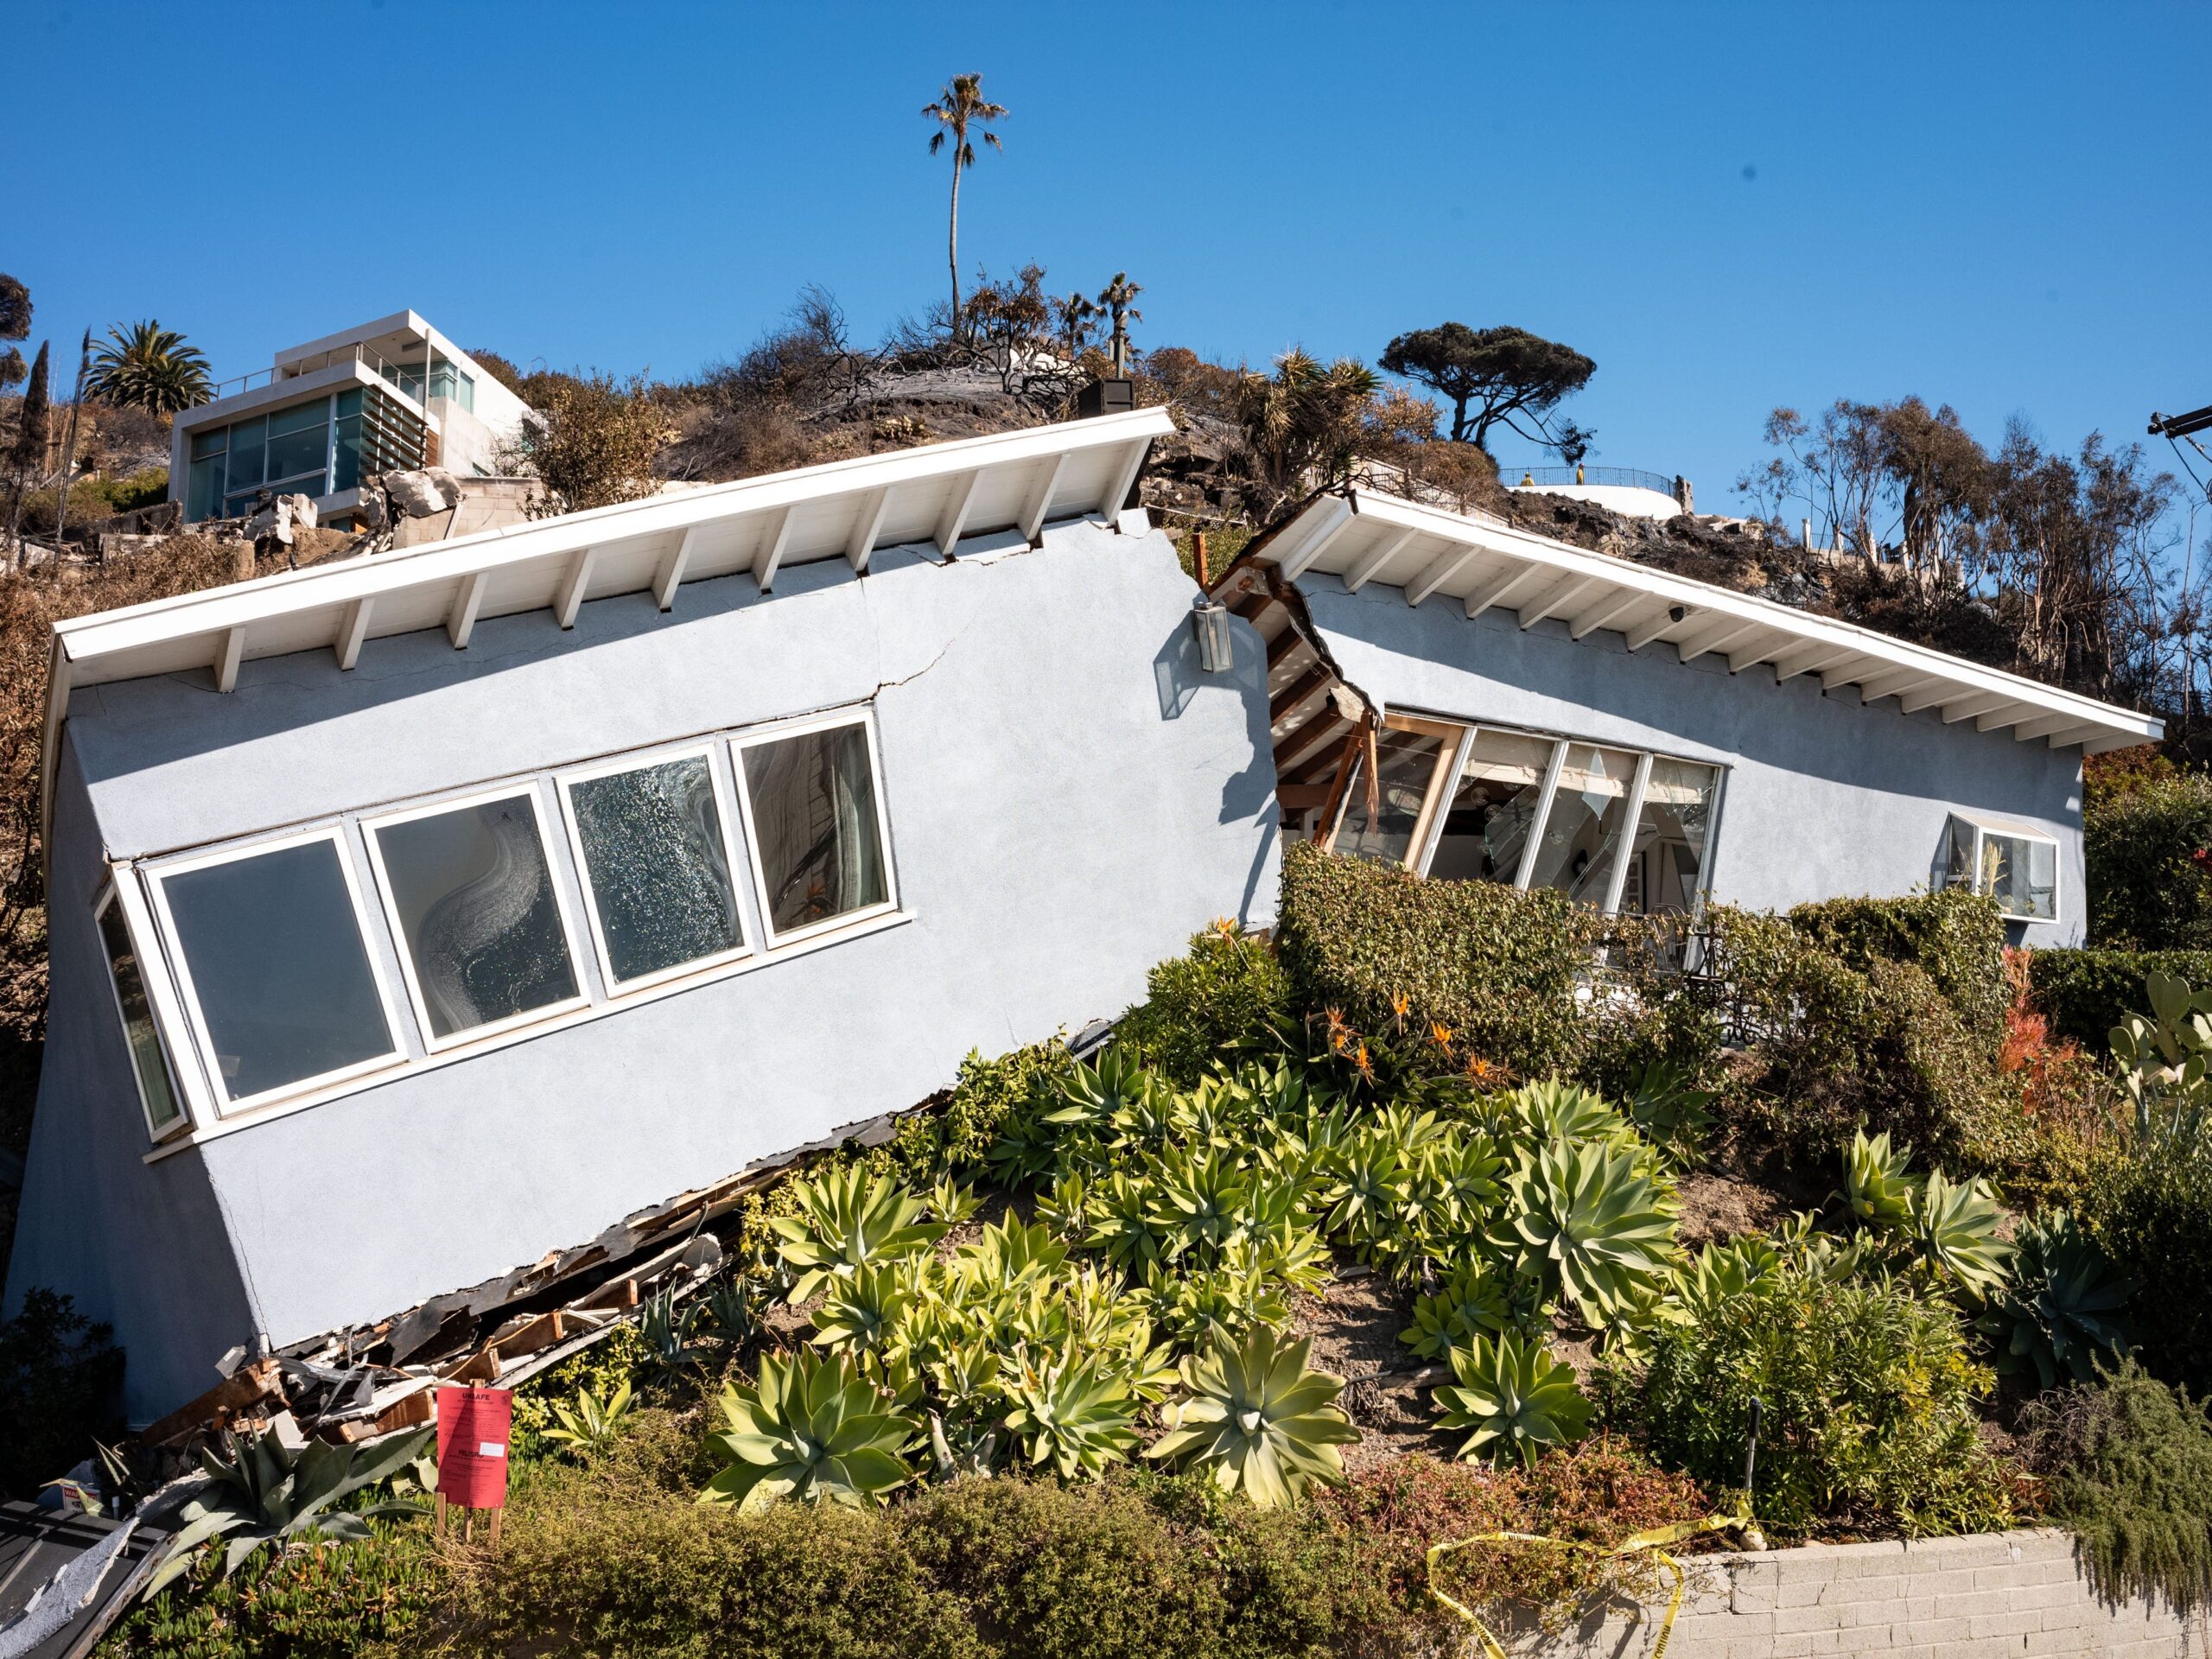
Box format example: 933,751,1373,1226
1299,574,2086,945
9,519,1280,1421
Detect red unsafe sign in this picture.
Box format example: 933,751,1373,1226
435,1385,512,1510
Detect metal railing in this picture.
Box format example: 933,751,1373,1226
1506,465,1679,496
208,342,433,405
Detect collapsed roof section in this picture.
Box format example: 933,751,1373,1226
1239,486,2163,760
41,407,1174,861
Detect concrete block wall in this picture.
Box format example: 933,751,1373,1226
1529,1531,2201,1659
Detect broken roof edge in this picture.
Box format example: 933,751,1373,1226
1254,485,2162,756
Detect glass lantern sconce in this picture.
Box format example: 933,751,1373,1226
1192,595,1233,673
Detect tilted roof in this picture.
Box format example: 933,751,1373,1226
1255,486,2161,756
40,407,1173,856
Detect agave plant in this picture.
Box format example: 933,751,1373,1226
544,1378,634,1456
1146,1146,1255,1260
702,1274,766,1347
1400,1259,1546,1359
810,1261,916,1359
770,1166,948,1301
1430,1331,1592,1469
1840,1128,1919,1228
637,1283,709,1385
1624,1059,1717,1160
957,1216,1070,1285
1674,1235,1783,1318
1491,1078,1625,1147
700,1349,916,1512
1146,1327,1357,1507
149,1425,433,1593
1001,1350,1141,1479
1497,1141,1679,1327
1906,1168,2012,1297
1135,1249,1294,1346
1992,1211,2133,1386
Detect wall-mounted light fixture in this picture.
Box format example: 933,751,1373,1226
1192,594,1234,673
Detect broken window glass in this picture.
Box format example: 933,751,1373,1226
158,837,396,1102
1330,722,1459,867
1617,759,1718,918
741,722,891,938
1524,743,1637,906
567,754,745,986
97,895,182,1133
1427,729,1557,884
372,792,581,1040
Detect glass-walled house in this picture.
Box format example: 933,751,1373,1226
168,311,533,529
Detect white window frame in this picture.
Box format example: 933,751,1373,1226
1329,711,1728,920
142,825,405,1116
92,880,191,1142
362,780,593,1053
554,741,755,996
1943,810,2061,924
730,707,900,948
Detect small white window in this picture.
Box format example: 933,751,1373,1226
365,785,588,1046
734,714,897,944
92,884,185,1138
147,830,401,1110
556,747,750,993
1942,812,2059,923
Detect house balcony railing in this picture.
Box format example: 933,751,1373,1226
208,343,432,405
1506,466,1679,496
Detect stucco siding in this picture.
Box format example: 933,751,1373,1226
1300,575,2086,944
15,520,1278,1422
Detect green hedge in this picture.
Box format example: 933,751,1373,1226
1274,839,1600,1078
2085,774,2212,949
1785,888,2008,1052
2027,949,2212,1052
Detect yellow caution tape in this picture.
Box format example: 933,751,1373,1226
1426,1500,1755,1659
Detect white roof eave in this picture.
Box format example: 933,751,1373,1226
1268,486,2162,757
39,406,1173,874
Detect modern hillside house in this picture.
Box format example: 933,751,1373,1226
8,412,2159,1424
168,313,533,528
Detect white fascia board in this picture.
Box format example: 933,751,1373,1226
274,309,427,367
1289,488,2163,751
54,407,1174,682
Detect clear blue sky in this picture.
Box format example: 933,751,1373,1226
14,1,2210,510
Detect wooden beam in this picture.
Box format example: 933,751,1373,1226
1313,721,1370,835
1897,683,1954,715
1018,454,1065,543
334,598,373,671
1344,527,1417,594
755,507,795,591
653,527,696,611
1233,589,1277,625
934,469,981,556
1279,715,1353,780
214,626,245,693
847,490,890,572
1269,664,1334,725
1625,607,1688,652
1941,691,2013,725
1567,589,1645,640
2010,710,2081,741
1102,439,1150,523
1275,498,1354,581
448,571,488,648
1405,546,1480,607
1519,574,1605,631
1464,563,1544,621
1854,667,1939,704
2045,720,2116,749
554,547,596,629
1675,617,1763,665
1774,643,1859,684
1274,677,1336,734
1266,625,1311,673
1977,704,2032,734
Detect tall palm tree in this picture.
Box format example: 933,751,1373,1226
1096,272,1144,376
85,320,213,416
922,75,1007,341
